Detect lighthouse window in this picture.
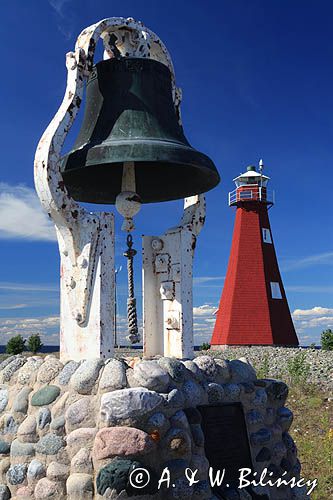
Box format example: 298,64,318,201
262,228,272,243
239,191,252,200
270,282,282,299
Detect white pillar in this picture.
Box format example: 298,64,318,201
143,195,206,359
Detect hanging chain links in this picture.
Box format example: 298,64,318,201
123,233,140,344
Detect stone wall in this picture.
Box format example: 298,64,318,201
0,354,307,499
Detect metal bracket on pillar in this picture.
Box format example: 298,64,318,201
142,194,206,359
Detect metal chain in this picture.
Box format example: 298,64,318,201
123,234,140,344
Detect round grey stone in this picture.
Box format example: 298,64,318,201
2,415,17,434
58,360,80,385
50,415,65,431
158,358,186,382
17,357,43,385
70,359,103,394
37,358,63,384
31,385,60,406
1,357,25,383
133,360,169,392
229,359,257,383
223,383,241,401
183,380,204,406
183,360,203,381
170,410,189,430
265,380,288,402
193,356,217,380
214,358,231,382
6,463,28,485
100,387,163,424
0,389,8,413
246,409,264,426
99,359,127,391
65,397,91,426
37,407,52,429
70,448,93,474
146,412,168,433
27,459,46,480
0,355,16,371
46,461,69,481
17,415,37,443
207,383,224,404
277,407,293,431
12,386,32,413
0,441,10,455
250,428,272,446
10,439,35,457
66,473,93,496
35,433,65,455
166,388,185,409
252,388,268,407
0,484,10,500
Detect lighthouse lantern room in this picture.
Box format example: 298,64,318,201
211,160,299,348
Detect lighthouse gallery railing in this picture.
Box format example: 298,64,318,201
228,185,275,206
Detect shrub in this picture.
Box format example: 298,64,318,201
200,342,211,351
6,335,26,355
256,353,270,379
321,329,333,351
286,351,310,385
27,334,43,354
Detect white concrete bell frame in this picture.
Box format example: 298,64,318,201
34,17,206,362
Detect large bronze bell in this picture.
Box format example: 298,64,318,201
61,57,220,204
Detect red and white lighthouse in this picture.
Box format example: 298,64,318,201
211,161,298,347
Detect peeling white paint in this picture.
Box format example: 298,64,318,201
34,17,201,361
143,195,206,359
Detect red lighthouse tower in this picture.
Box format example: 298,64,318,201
211,161,298,347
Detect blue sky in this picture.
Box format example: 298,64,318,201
0,0,332,345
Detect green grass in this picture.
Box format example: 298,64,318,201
288,384,333,499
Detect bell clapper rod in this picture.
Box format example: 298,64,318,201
115,162,141,344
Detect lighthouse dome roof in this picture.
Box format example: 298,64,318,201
233,166,270,182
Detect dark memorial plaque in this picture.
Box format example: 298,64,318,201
198,403,253,488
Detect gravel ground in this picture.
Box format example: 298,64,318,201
206,346,333,392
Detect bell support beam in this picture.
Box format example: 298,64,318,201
143,195,206,359
34,16,208,361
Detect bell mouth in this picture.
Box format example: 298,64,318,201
61,139,220,204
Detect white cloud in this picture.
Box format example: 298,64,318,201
193,276,225,286
0,304,27,310
293,306,333,317
286,285,333,293
0,282,58,292
292,306,333,333
193,304,217,317
48,0,74,39
0,315,60,345
48,0,70,16
0,184,56,242
282,251,333,271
